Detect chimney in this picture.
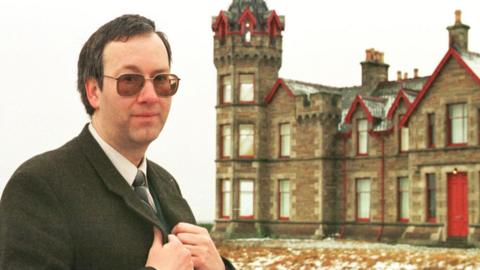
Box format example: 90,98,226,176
447,10,470,52
361,48,389,92
397,71,402,81
413,68,419,78
403,72,408,80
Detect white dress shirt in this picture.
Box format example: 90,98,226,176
88,123,156,211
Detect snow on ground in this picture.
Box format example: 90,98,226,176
217,238,480,269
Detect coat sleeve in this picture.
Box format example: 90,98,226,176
0,169,74,270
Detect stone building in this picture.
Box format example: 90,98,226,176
212,0,480,246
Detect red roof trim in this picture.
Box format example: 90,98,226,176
401,48,480,127
212,11,229,33
267,10,283,36
386,90,412,119
237,7,257,27
344,95,374,124
264,79,295,104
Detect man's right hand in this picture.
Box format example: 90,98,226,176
145,228,193,270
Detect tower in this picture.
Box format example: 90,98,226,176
212,0,284,237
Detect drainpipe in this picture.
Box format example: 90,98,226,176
339,137,348,238
376,135,385,241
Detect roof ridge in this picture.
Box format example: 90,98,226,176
282,78,342,90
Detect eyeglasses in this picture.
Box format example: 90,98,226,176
103,73,180,97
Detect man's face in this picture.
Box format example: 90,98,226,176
88,32,172,155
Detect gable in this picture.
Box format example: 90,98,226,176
386,90,412,119
344,95,374,124
401,48,480,126
264,79,295,104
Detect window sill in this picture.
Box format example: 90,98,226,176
447,143,467,147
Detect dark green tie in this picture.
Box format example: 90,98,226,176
133,170,169,233
132,170,152,210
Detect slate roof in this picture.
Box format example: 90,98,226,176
459,51,480,76
282,79,343,96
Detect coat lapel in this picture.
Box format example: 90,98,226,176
76,125,166,232
147,162,196,227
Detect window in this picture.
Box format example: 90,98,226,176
220,180,231,219
399,115,409,152
398,177,409,222
357,119,368,155
239,124,254,157
427,113,435,148
244,22,251,43
356,178,371,221
239,180,254,218
279,123,291,157
278,180,290,220
220,125,232,159
221,75,232,104
239,74,254,102
426,173,436,222
448,103,467,145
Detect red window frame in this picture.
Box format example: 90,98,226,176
220,124,232,159
447,103,467,147
238,124,255,159
355,178,370,222
220,179,231,219
357,119,368,156
397,177,409,222
427,113,435,148
220,75,232,104
478,109,480,145
238,73,255,104
426,173,437,223
239,179,255,219
279,123,291,158
277,179,290,220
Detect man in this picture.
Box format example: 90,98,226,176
0,14,234,270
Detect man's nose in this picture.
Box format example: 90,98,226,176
137,79,158,102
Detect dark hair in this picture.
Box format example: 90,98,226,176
77,14,172,116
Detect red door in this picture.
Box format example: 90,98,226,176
447,172,468,237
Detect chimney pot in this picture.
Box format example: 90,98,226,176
366,49,375,61
403,72,408,80
414,68,419,78
397,71,402,81
455,10,462,24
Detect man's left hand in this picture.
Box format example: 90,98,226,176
171,222,225,270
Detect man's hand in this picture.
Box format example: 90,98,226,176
146,228,193,270
172,222,225,270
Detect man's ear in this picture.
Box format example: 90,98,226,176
85,78,101,109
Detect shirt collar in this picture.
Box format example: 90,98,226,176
88,123,147,187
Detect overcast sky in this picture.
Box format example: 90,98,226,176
1,0,479,222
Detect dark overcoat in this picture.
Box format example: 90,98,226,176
0,126,225,270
